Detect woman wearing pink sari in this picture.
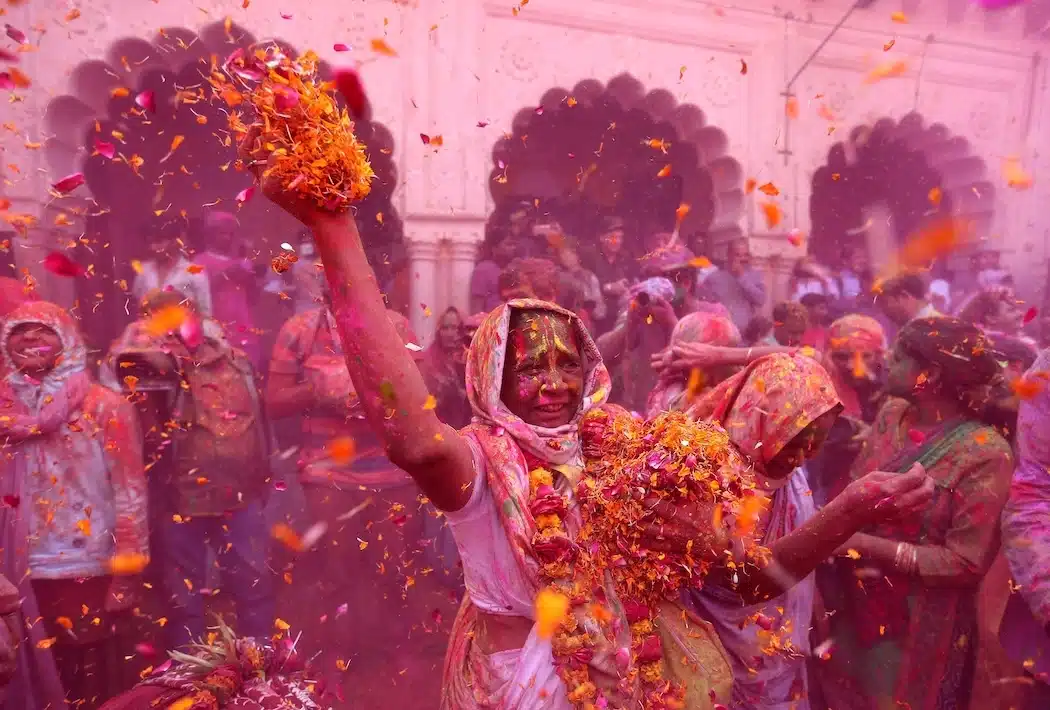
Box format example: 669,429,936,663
638,353,934,709
241,128,748,707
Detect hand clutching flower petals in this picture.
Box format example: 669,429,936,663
573,407,768,707
220,45,374,221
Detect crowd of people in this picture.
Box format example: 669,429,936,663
0,153,1046,710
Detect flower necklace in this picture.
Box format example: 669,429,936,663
530,407,767,709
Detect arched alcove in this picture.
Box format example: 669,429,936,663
809,112,993,270
42,22,401,350
488,73,744,260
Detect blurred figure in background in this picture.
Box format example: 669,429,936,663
999,347,1050,709
106,291,274,651
877,272,939,328
194,211,265,367
470,229,518,313
697,237,767,333
763,302,808,347
131,218,211,316
646,305,741,416
800,292,832,350
0,302,147,709
591,216,633,332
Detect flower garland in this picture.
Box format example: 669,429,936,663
531,407,767,709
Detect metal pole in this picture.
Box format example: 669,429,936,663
785,0,868,92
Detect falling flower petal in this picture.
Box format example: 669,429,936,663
179,314,203,349
1003,157,1033,190
51,172,85,195
43,252,85,278
93,138,116,159
760,202,782,228
891,11,908,23
1023,307,1038,325
333,43,350,52
135,90,155,113
758,182,780,196
327,436,356,465
236,186,255,204
1011,375,1046,400
145,305,188,336
1,495,19,509
423,394,437,411
675,202,691,225
280,11,293,19
785,97,799,119
739,59,748,75
0,48,17,63
370,38,398,56
865,60,908,84
3,67,29,89
110,553,149,575
535,589,569,640
787,229,805,247
907,428,926,445
5,24,26,44
928,186,942,207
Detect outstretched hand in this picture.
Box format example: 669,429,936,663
845,463,934,525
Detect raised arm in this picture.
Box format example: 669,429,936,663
283,213,474,511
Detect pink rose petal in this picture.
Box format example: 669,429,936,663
135,90,155,113
179,315,203,349
0,73,13,91
51,172,85,194
4,24,26,44
236,186,255,204
93,138,116,160
0,48,18,62
333,43,350,52
280,12,293,19
272,84,299,111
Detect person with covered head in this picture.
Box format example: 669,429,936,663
646,305,742,416
0,301,148,709
819,317,1014,710
999,347,1050,709
241,128,754,707
643,352,933,709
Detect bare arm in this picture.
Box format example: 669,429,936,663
311,214,474,511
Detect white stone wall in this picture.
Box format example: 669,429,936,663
2,0,1049,340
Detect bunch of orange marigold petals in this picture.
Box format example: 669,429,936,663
578,407,768,704
216,46,374,212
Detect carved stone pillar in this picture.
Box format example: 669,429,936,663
446,233,484,316
404,236,440,345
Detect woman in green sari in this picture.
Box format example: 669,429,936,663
818,317,1014,710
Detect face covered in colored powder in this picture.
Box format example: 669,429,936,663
500,310,585,428
6,322,63,376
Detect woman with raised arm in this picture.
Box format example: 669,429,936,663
242,132,648,708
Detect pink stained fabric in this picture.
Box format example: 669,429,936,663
646,308,742,417
442,299,620,710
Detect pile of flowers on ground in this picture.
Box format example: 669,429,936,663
216,45,374,212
